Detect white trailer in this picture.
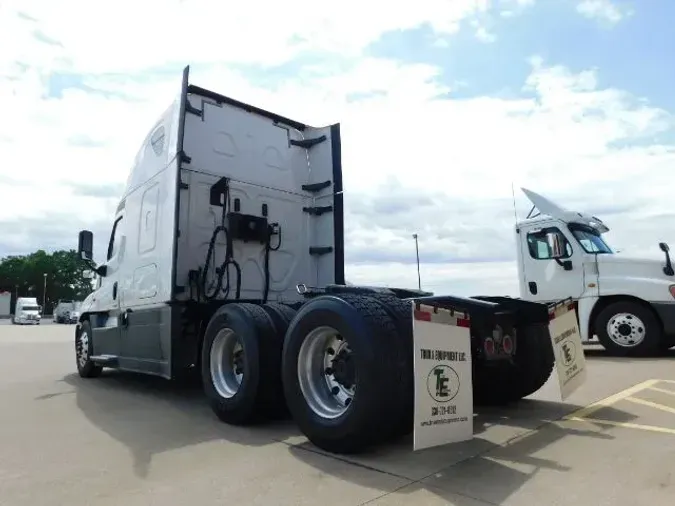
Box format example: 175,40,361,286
72,66,585,455
516,188,675,356
0,291,10,318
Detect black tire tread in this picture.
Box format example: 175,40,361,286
236,303,287,419
359,294,414,437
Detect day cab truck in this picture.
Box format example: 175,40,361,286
13,297,41,325
516,187,675,357
73,65,585,455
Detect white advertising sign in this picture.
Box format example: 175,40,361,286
548,301,587,401
412,303,473,451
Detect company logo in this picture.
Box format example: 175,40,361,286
560,340,576,367
426,365,460,403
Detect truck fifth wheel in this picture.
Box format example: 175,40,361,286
72,65,584,455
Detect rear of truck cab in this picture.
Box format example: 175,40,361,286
75,65,344,379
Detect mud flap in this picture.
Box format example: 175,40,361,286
548,298,587,401
411,302,473,451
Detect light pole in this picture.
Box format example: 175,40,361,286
412,233,421,290
42,273,47,313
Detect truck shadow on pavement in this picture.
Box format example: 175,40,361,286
584,347,675,362
287,398,639,505
61,371,638,505
60,371,298,478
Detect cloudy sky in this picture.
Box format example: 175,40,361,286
1,0,674,297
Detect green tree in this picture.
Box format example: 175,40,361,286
0,249,93,314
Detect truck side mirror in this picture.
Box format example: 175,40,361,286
546,232,565,259
659,242,669,253
78,230,94,261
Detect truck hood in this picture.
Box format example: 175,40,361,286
592,254,675,301
595,254,666,272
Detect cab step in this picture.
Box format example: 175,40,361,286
90,355,119,366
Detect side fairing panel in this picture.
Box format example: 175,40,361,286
118,98,181,309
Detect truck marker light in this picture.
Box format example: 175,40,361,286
669,285,675,298
484,337,495,356
414,309,431,321
502,335,513,354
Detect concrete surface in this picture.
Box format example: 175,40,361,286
1,323,674,505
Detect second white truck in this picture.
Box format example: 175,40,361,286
516,188,675,356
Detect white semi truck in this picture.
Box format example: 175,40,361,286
73,66,583,455
13,297,41,325
516,188,675,356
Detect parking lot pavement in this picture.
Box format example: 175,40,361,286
1,325,674,506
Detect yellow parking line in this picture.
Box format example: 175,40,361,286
565,416,675,436
562,379,660,420
625,396,675,415
648,386,675,397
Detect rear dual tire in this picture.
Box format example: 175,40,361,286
473,322,555,406
281,295,403,454
201,303,288,425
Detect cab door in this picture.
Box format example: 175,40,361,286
91,211,125,357
519,222,585,302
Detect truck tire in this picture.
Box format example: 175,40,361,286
262,302,297,337
595,301,662,356
359,294,414,438
281,294,401,454
76,320,103,378
201,303,283,425
473,323,554,405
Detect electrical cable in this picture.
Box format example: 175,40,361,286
262,223,281,304
200,179,242,301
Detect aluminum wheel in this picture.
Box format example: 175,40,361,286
209,328,245,399
297,326,356,419
606,312,646,347
77,330,89,368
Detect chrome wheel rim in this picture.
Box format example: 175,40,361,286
209,328,244,399
297,326,356,419
77,331,89,368
606,312,646,347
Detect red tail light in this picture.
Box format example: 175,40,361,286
484,337,495,356
502,335,513,354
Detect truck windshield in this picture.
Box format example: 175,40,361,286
569,225,613,254
23,305,40,311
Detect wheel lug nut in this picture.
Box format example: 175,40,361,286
327,348,335,355
331,386,339,395
345,398,352,406
325,367,333,375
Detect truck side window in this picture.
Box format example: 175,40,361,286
107,216,124,261
527,227,572,260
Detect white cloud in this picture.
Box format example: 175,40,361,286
1,0,673,299
576,0,631,24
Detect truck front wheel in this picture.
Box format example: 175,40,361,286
595,301,662,356
76,320,103,378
